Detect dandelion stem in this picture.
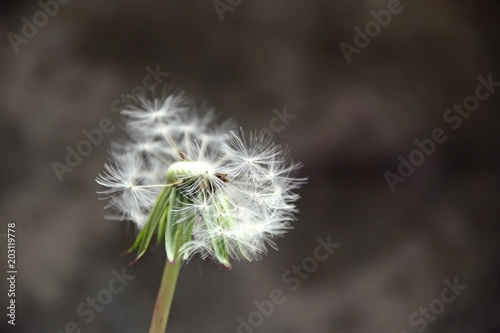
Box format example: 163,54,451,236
148,260,181,333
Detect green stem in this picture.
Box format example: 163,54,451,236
148,260,181,333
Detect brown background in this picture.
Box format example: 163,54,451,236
0,0,499,332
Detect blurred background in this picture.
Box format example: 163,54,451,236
1,0,499,332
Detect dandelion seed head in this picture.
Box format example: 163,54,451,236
96,91,305,266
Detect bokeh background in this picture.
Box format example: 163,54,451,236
1,0,499,332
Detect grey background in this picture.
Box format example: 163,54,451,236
0,0,499,332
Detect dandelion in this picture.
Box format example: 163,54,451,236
96,92,305,333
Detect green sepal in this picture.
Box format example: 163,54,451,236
165,190,197,262
156,204,169,245
165,187,181,263
201,202,231,267
127,186,171,260
216,194,252,262
180,214,195,261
